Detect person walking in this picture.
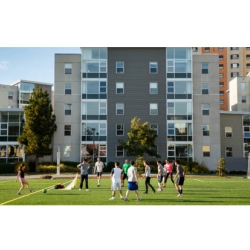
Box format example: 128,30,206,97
162,159,174,187
124,160,141,201
157,160,164,191
16,163,33,195
174,159,185,198
77,159,90,191
94,157,104,187
142,161,156,194
121,159,130,187
109,162,124,200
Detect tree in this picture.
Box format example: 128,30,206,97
216,158,226,176
18,87,57,170
118,117,160,173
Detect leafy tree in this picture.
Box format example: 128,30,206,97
118,117,160,172
216,158,226,176
18,87,57,170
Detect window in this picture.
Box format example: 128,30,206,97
64,145,71,157
82,81,107,96
219,73,224,78
219,55,224,60
150,82,158,94
65,83,72,95
202,125,210,136
150,124,158,135
220,100,224,105
246,47,250,50
116,124,124,136
218,47,223,51
201,63,208,74
219,82,224,87
225,127,232,137
116,103,124,115
192,47,198,52
226,147,233,157
65,63,72,74
246,63,250,68
231,54,239,59
219,91,224,96
202,104,209,115
82,101,107,119
116,145,124,157
246,55,250,60
231,72,239,77
8,92,13,100
150,103,158,115
116,83,124,94
203,146,210,157
230,47,239,50
65,104,71,115
231,63,239,68
149,62,158,74
116,62,124,73
204,47,210,52
242,96,246,103
64,125,71,136
0,123,8,135
241,82,246,90
219,64,224,69
202,83,209,94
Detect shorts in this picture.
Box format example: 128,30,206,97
19,177,25,182
122,173,128,180
176,177,185,185
111,181,122,191
128,181,138,191
97,172,102,177
158,175,163,183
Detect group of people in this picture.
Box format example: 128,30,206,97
16,157,185,200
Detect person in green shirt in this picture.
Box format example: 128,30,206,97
121,159,130,187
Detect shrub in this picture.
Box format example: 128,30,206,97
149,160,158,173
36,164,79,174
192,164,210,174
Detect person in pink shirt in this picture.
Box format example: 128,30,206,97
162,159,175,187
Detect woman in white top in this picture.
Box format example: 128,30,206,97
142,161,156,194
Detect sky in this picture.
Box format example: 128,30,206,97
1,1,249,248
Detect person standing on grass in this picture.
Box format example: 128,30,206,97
162,159,174,187
109,162,124,200
16,163,33,195
142,161,156,194
124,160,141,201
157,160,164,191
121,159,130,187
174,159,185,198
77,159,90,191
94,157,104,187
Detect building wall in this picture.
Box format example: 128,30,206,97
0,84,18,108
53,54,81,163
107,47,167,162
193,54,221,170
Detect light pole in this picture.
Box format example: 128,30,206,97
91,128,96,163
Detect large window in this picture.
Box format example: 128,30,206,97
167,101,192,120
149,62,158,74
81,122,107,142
19,83,35,104
167,122,192,141
167,81,192,99
167,144,192,158
82,81,107,99
82,101,107,120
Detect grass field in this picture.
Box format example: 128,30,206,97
1,175,250,205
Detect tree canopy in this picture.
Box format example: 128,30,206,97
18,87,57,169
118,117,160,159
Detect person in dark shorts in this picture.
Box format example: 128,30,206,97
121,159,130,187
174,159,185,198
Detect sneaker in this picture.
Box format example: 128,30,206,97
79,188,82,191
30,190,34,193
177,194,181,197
17,192,21,195
109,197,115,200
143,192,148,194
97,184,100,187
120,196,124,200
157,188,162,192
86,189,89,191
124,198,129,201
137,198,142,201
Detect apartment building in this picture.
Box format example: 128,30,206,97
0,80,53,163
193,47,250,111
53,48,221,170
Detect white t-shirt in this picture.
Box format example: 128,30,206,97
127,166,137,182
111,168,122,182
95,161,104,172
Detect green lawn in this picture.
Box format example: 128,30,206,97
1,176,250,205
